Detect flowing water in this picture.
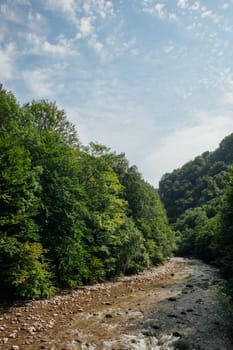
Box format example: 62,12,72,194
1,258,231,350
47,258,231,350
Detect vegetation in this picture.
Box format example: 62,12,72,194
159,134,233,303
0,85,175,299
1,83,232,312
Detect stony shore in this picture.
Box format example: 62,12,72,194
0,258,231,350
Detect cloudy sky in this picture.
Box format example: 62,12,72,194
1,0,233,186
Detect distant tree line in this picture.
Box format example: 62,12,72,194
0,85,176,299
159,134,233,303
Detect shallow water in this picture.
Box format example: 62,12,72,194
47,258,231,350
1,258,231,350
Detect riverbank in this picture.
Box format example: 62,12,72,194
0,258,231,349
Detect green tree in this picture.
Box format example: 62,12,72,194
114,217,149,275
0,87,54,299
0,85,177,300
216,168,233,277
110,154,176,264
0,238,55,299
79,144,128,280
23,101,88,287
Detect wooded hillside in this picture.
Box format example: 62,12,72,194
159,134,233,304
0,85,175,300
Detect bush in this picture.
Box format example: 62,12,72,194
0,237,55,299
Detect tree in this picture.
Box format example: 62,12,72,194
79,144,128,280
110,153,176,264
216,168,233,277
23,101,88,287
0,87,54,299
24,100,79,147
0,85,176,299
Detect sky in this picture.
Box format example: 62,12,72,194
1,0,233,187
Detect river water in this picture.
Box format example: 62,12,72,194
47,258,231,350
1,258,231,350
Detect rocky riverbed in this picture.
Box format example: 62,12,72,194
0,258,232,350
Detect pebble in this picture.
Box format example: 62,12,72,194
9,331,17,338
28,326,36,333
0,259,227,350
102,301,112,305
11,346,20,350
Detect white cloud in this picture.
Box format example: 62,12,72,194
27,10,47,32
81,0,114,18
80,17,94,36
89,36,104,53
86,34,107,58
22,68,56,98
143,112,233,186
142,2,178,22
65,106,90,144
222,92,233,105
169,13,178,21
46,1,115,57
186,23,196,30
104,33,138,58
201,10,212,18
222,3,230,9
177,0,189,9
0,3,24,24
131,48,139,56
28,11,44,22
155,3,166,19
122,38,139,56
45,0,79,27
45,0,76,16
86,0,114,18
1,4,47,34
164,45,174,54
24,33,75,56
201,10,220,23
0,43,15,81
93,41,104,52
45,0,114,27
192,1,200,10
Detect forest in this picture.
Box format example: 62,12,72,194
0,85,175,300
0,84,232,313
159,133,233,308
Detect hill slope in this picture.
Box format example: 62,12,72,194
159,133,233,224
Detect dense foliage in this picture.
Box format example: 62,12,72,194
159,143,232,224
0,85,175,299
159,135,233,301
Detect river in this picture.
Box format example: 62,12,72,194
0,258,232,349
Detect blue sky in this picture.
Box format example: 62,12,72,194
1,0,233,186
